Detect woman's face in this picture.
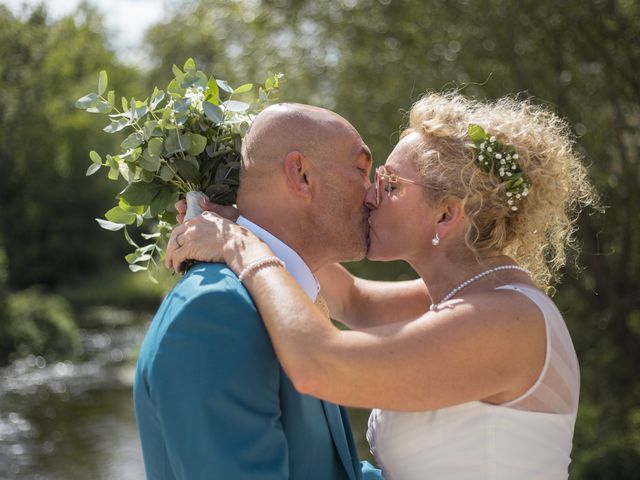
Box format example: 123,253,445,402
366,132,438,262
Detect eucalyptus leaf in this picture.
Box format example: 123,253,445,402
121,132,145,150
98,70,108,96
141,232,161,239
143,120,162,140
206,78,219,104
127,253,152,264
103,118,129,134
86,163,101,176
76,93,99,109
147,137,164,157
159,165,175,182
96,218,126,231
174,158,199,184
89,150,102,165
187,133,207,156
120,182,163,206
183,58,196,72
108,165,119,181
123,227,140,248
165,129,190,155
150,88,165,110
468,124,487,142
216,79,234,93
105,206,137,225
225,100,250,112
150,187,175,217
87,100,111,114
140,155,162,172
129,264,147,273
118,161,134,182
203,101,224,123
233,83,253,94
172,64,184,82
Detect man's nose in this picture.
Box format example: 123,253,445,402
364,184,377,210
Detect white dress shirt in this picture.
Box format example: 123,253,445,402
237,216,320,301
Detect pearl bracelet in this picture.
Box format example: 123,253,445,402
237,256,285,282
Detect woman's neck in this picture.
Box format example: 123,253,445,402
409,251,517,305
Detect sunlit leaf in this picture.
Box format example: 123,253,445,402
86,163,101,176
96,218,126,231
98,70,108,96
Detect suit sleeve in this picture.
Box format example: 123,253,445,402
148,286,288,480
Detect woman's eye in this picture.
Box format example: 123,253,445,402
384,184,395,193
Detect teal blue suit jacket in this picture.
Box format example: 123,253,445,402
134,263,382,480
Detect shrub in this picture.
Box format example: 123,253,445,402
0,287,79,364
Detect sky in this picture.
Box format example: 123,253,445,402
1,0,169,63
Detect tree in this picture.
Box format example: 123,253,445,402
0,4,142,289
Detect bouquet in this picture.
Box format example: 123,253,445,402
76,58,283,281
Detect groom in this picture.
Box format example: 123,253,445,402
134,104,382,479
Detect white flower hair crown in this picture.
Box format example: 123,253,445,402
467,124,531,211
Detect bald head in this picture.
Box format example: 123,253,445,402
235,103,372,269
240,103,360,181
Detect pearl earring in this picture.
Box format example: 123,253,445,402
431,233,440,246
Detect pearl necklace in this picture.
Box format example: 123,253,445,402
429,265,532,311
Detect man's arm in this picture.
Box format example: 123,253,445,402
148,286,288,479
317,264,430,329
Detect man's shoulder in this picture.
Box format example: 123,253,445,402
173,262,244,299
157,262,257,321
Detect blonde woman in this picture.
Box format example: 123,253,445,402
166,93,596,479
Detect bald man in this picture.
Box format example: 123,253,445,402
134,104,382,480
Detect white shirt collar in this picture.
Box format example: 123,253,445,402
237,216,319,301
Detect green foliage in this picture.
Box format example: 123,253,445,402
55,266,174,316
0,288,79,364
76,60,283,280
0,5,142,289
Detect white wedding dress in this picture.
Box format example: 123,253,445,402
366,284,579,480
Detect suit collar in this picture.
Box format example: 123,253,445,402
237,216,320,301
321,401,360,480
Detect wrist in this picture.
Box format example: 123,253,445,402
222,226,275,276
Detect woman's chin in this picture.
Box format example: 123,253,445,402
365,242,390,261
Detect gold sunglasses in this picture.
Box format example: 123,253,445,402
374,165,428,206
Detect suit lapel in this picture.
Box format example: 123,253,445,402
321,400,358,480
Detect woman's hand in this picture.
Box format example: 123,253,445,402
166,211,235,272
165,211,273,275
174,196,240,224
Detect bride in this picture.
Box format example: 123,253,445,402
166,92,596,479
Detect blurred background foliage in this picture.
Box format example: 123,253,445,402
0,0,638,477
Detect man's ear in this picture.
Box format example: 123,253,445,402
283,151,313,199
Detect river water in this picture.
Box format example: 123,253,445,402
0,320,374,479
0,323,147,480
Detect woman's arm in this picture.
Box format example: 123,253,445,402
316,264,430,329
167,213,546,412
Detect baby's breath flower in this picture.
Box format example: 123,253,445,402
468,123,531,213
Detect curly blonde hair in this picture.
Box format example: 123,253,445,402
403,92,598,291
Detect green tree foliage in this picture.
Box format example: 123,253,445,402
0,287,78,363
0,5,141,289
145,1,639,476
